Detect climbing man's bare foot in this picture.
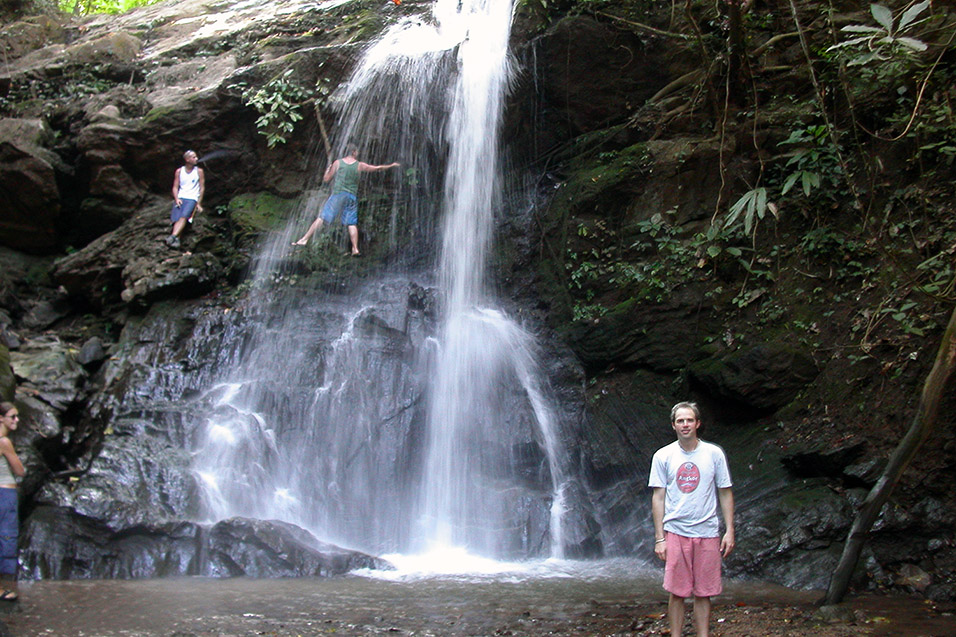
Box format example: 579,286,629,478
292,239,308,246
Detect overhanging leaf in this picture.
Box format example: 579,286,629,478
870,4,894,33
898,1,930,31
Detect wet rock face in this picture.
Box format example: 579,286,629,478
688,343,820,414
528,16,667,149
0,0,373,258
51,202,231,309
0,122,62,254
8,335,86,411
35,434,200,529
19,507,389,579
16,275,592,577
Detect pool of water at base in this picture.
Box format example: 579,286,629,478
0,558,951,636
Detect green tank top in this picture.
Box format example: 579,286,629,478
333,159,360,195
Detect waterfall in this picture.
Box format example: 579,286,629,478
189,0,573,562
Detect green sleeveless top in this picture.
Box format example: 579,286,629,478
333,159,360,195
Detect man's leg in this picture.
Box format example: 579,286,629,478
668,593,685,636
293,217,324,245
171,218,188,238
347,224,360,255
692,596,711,637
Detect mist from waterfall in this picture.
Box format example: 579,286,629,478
188,0,572,563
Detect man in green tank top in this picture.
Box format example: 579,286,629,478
292,145,400,256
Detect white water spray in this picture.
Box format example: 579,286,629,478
189,0,573,562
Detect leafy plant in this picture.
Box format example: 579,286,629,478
916,250,956,299
725,187,778,237
827,2,930,66
60,0,161,15
778,125,843,199
231,69,313,148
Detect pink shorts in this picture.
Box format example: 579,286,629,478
663,532,722,598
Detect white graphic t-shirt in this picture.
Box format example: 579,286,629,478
648,440,732,538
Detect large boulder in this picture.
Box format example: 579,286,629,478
51,200,227,309
20,507,392,579
688,343,819,413
8,335,87,411
0,344,14,402
0,119,67,254
34,433,199,530
121,251,225,310
563,288,712,373
530,16,668,147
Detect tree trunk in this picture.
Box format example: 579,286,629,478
723,0,746,101
825,305,956,605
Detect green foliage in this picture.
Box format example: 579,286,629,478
825,2,933,115
0,68,115,116
720,124,845,246
798,226,875,280
778,124,843,199
566,210,749,316
725,187,778,237
59,0,161,15
900,87,956,169
827,2,930,66
915,250,956,299
230,69,313,148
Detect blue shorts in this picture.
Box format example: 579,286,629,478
0,487,17,576
170,199,198,223
320,193,358,226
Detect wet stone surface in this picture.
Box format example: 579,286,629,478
0,566,954,636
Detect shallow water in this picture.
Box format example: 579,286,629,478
0,558,837,636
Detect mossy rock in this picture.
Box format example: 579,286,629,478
142,105,176,125
228,192,297,236
0,345,14,402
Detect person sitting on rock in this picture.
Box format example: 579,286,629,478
292,145,400,256
166,149,205,250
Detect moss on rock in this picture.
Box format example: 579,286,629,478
228,191,297,237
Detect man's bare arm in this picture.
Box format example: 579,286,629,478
323,160,339,183
357,161,400,173
718,487,735,557
652,487,667,561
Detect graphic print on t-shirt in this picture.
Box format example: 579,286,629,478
676,462,700,493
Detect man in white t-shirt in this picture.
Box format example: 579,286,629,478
166,150,205,250
649,401,735,637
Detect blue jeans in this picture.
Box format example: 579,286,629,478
320,193,359,226
170,199,198,223
0,488,17,576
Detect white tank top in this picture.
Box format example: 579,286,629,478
178,166,201,201
0,453,15,485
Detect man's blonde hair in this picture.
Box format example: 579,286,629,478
670,401,701,422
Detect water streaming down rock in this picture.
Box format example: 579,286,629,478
189,0,580,562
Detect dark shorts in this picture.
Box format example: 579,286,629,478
0,487,17,576
320,193,358,226
170,199,198,223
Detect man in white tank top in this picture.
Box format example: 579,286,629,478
166,150,205,250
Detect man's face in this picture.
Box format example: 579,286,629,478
671,408,700,441
184,151,198,165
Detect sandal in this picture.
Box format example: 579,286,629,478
0,589,17,602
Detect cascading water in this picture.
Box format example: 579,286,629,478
189,0,575,563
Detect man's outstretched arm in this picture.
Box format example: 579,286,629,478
358,161,400,173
